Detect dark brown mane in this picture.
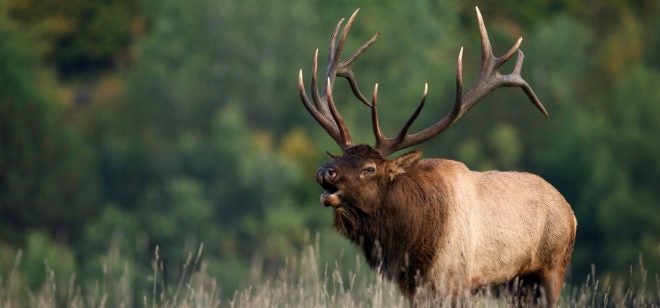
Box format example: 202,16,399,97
333,162,451,296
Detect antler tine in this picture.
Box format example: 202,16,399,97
298,70,342,144
311,49,323,111
336,9,359,61
475,7,494,64
334,9,380,107
371,83,384,147
510,50,548,116
338,32,380,107
341,70,373,107
455,47,464,111
326,78,353,147
341,32,380,68
322,10,355,93
326,9,368,95
326,17,345,85
496,37,522,69
394,83,428,142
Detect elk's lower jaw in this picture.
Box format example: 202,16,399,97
321,190,342,207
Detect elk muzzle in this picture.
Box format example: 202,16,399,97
316,166,342,207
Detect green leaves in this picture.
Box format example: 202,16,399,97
0,9,99,243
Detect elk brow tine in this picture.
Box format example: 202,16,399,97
326,78,353,147
395,83,428,142
495,37,523,70
475,7,494,63
371,83,383,143
298,70,341,139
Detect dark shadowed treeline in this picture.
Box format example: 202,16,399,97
0,0,658,304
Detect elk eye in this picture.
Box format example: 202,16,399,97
362,166,376,174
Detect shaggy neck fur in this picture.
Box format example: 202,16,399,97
333,164,449,296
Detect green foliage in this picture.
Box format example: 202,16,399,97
5,0,140,75
0,6,98,242
21,232,76,292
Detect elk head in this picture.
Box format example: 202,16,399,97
298,7,547,213
317,145,422,209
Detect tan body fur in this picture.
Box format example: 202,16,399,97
410,159,576,303
317,146,576,306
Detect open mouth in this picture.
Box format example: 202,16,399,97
320,186,342,208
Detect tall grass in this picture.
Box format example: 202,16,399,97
1,238,658,307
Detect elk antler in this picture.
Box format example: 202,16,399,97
298,9,379,150
299,7,547,156
371,7,547,156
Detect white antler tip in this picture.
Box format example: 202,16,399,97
424,83,428,95
298,69,303,79
349,8,360,20
475,6,485,25
457,47,464,64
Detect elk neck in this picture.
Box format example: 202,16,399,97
341,162,450,293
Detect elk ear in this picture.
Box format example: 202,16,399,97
388,150,422,180
326,151,341,159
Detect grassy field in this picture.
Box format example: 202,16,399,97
1,241,658,307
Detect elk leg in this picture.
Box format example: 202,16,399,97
539,267,566,307
513,272,542,306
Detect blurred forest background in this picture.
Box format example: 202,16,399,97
0,0,658,304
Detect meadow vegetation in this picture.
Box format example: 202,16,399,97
1,236,658,307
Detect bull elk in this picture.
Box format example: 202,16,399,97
297,7,577,306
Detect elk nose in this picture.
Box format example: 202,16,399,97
317,166,338,184
326,167,337,179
